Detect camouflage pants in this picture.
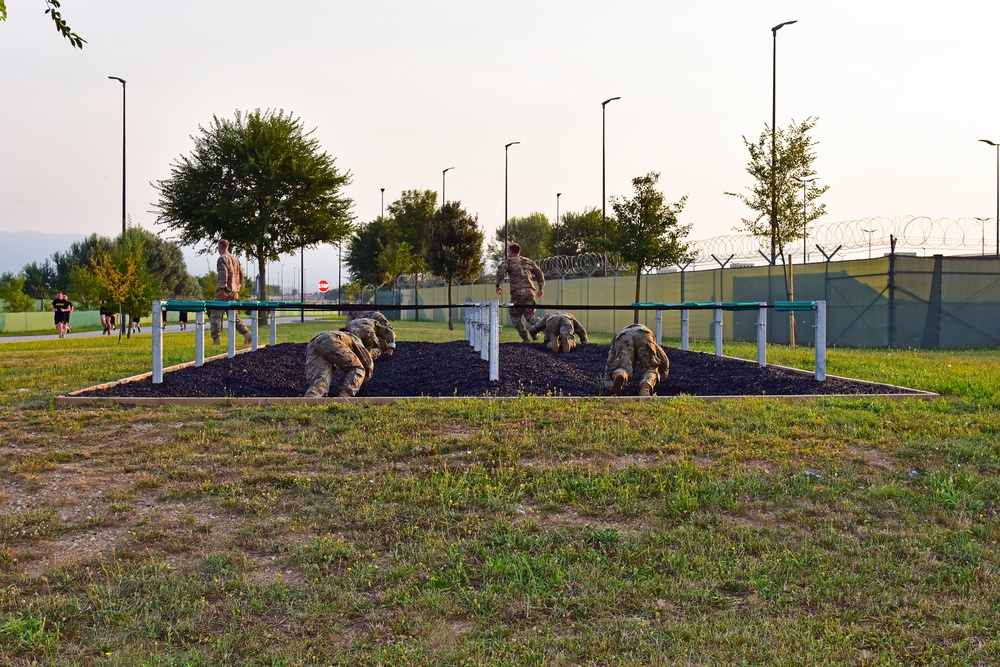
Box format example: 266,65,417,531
304,332,367,397
603,332,669,392
209,289,250,340
508,290,539,342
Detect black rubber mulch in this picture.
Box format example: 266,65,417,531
78,341,919,398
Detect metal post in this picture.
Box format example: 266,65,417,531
489,300,500,382
227,309,236,358
152,300,163,384
655,310,663,346
473,304,483,353
757,303,768,367
680,309,689,351
714,305,723,357
814,300,827,381
270,309,277,346
195,310,205,367
251,309,259,351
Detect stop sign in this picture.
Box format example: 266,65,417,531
317,279,330,293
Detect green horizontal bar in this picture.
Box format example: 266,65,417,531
774,300,816,312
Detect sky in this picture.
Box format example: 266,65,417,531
3,0,1000,289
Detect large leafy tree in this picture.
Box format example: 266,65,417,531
22,260,56,308
154,109,354,319
487,212,552,271
551,206,605,256
345,217,397,291
726,116,828,267
426,202,485,329
0,272,35,312
387,189,437,320
610,172,692,321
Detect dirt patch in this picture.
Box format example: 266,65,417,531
76,341,920,398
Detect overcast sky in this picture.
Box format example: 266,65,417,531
3,1,999,286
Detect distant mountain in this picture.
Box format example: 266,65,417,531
0,231,86,275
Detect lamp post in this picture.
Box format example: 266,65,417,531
442,167,455,207
770,20,797,264
862,228,875,260
380,188,385,218
601,96,621,241
108,76,126,237
980,139,999,256
556,192,562,249
794,176,816,262
504,142,520,259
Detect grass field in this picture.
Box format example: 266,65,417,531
1,319,998,665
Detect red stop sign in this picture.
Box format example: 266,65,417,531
317,280,330,293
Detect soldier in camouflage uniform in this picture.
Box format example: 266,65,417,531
304,330,374,398
604,323,670,397
210,239,252,346
343,317,396,359
494,243,545,342
529,311,589,353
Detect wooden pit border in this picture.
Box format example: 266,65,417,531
55,350,938,407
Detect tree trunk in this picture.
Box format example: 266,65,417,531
783,254,797,348
257,255,268,325
633,267,642,324
446,280,453,330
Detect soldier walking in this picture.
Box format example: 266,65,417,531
604,323,670,397
529,311,588,353
494,243,545,342
304,330,374,398
210,239,252,346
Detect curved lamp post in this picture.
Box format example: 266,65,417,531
601,96,621,241
108,76,126,237
442,166,455,206
504,142,520,258
980,139,999,256
770,20,797,264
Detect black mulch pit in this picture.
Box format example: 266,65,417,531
77,341,920,398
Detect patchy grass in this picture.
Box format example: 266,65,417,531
1,321,998,664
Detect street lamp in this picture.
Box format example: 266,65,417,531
108,76,126,237
504,141,520,262
380,188,385,218
862,227,875,259
794,176,816,262
442,167,455,206
601,96,621,240
556,192,562,249
979,139,999,256
770,20,797,264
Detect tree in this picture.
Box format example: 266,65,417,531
726,117,828,345
127,227,201,299
66,265,101,310
487,212,552,271
0,0,85,48
345,217,397,290
387,190,437,321
0,272,35,312
154,108,354,323
426,202,485,329
22,260,56,309
91,235,157,340
377,240,413,307
551,207,605,256
610,172,692,321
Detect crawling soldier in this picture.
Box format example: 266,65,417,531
529,311,589,353
343,317,396,359
604,323,669,397
304,330,374,398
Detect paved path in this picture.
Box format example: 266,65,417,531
0,316,326,344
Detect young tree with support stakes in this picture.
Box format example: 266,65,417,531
726,116,828,345
154,109,354,324
426,202,485,330
610,172,692,322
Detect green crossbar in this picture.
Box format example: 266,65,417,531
773,300,816,312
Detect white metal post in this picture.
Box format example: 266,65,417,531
227,309,236,358
251,309,259,351
152,300,163,384
480,304,489,361
714,306,723,357
473,304,483,353
270,309,277,346
195,310,205,367
680,309,689,350
655,310,663,345
815,300,827,381
757,303,768,367
489,300,499,382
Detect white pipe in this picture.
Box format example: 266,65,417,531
152,300,163,384
815,300,827,381
195,310,205,367
680,309,689,350
757,303,768,366
489,300,499,382
251,309,259,351
480,304,489,361
270,309,277,346
655,310,662,345
714,306,723,357
227,309,236,358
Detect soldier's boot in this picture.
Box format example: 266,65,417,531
638,382,653,397
520,333,531,343
244,332,253,345
548,340,561,353
338,389,354,398
610,372,627,396
561,337,573,354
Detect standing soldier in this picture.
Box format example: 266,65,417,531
494,243,545,342
604,323,670,397
304,330,374,398
529,311,589,353
343,317,396,358
210,239,252,346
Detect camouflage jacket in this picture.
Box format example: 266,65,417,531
495,255,544,295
